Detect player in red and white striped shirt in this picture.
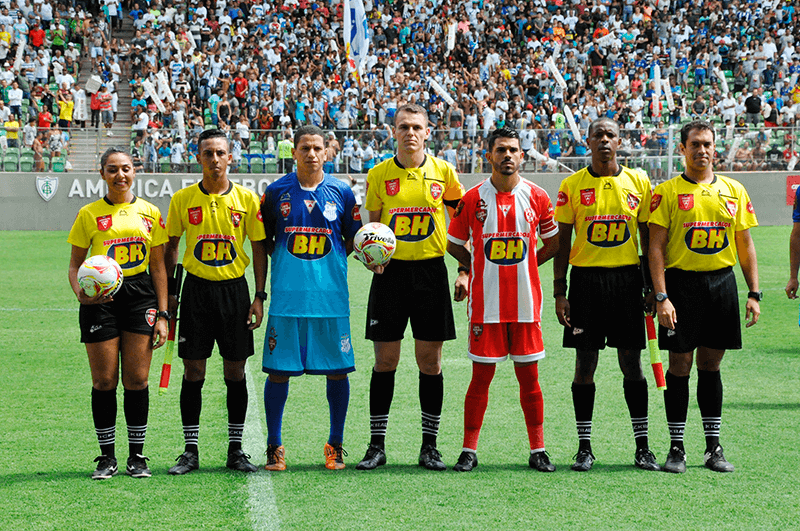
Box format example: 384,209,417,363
447,127,559,472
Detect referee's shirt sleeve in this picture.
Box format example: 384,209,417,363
166,189,184,238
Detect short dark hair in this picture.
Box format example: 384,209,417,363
99,147,132,169
294,125,325,146
487,127,520,151
680,120,715,145
394,103,428,125
587,117,619,138
198,128,229,151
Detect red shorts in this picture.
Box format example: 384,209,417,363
468,322,545,364
592,65,605,77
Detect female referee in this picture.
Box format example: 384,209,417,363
67,148,169,479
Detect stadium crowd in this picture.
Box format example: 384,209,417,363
3,0,800,174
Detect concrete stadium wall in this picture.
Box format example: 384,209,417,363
2,171,797,231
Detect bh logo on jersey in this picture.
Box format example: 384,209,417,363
288,232,332,260
389,212,435,242
587,219,631,247
194,238,238,266
484,237,528,265
109,241,147,268
684,224,730,254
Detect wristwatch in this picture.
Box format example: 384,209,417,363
157,310,172,320
255,291,268,301
747,290,763,301
655,292,669,303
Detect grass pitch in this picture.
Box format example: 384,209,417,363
0,228,798,530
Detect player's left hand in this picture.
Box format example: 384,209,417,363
744,298,760,328
248,298,264,330
152,318,168,349
453,273,469,302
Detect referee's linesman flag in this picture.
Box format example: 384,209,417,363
344,0,370,80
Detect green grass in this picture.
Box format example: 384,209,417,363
0,228,798,530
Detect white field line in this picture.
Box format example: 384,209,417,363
245,363,281,531
0,308,78,311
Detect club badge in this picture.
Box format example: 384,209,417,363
352,205,362,221
725,200,737,217
524,208,535,224
746,201,755,214
475,199,487,224
281,202,291,218
471,324,483,338
340,333,351,353
580,188,595,206
230,209,242,227
323,201,337,221
97,214,112,231
188,206,203,225
268,327,278,353
556,191,568,207
36,176,58,202
159,216,166,229
386,178,400,196
650,194,662,213
499,204,512,216
430,182,442,200
627,193,640,210
141,216,153,233
304,199,316,213
145,308,157,327
678,194,694,211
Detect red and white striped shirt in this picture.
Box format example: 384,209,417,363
448,178,558,324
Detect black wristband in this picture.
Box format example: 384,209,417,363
255,291,268,301
458,266,470,274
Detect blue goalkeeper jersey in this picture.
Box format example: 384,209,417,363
261,173,362,317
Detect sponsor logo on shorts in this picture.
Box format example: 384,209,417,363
650,194,662,212
90,325,102,333
323,201,337,221
268,327,278,353
667,329,676,337
97,214,112,231
145,308,157,327
188,206,203,225
340,333,351,353
385,178,400,196
304,199,316,213
580,189,596,206
572,328,584,335
370,319,379,326
556,191,568,207
141,216,153,233
280,202,291,218
471,324,483,338
678,194,694,211
484,237,528,265
430,182,442,200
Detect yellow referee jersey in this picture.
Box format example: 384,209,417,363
365,155,463,261
166,181,266,280
554,165,651,268
649,174,758,271
67,196,168,276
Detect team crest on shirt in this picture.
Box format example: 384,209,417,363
141,216,153,233
678,194,694,211
650,194,662,212
159,216,166,229
386,178,400,196
280,202,291,218
145,309,157,327
725,200,737,217
188,206,203,225
340,333,351,353
97,215,112,231
323,201,337,221
471,324,483,338
580,188,596,206
556,191,568,207
430,182,442,200
499,204,512,216
747,201,755,214
626,192,640,210
230,209,243,227
304,199,316,213
524,208,535,224
267,327,278,353
352,205,361,221
475,199,488,224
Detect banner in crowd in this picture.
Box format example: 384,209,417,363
344,0,370,80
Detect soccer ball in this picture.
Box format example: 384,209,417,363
353,222,396,267
78,255,124,298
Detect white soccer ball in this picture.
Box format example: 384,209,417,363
353,222,397,267
78,255,124,298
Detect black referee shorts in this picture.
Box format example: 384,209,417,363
659,267,741,353
365,257,457,343
79,273,157,343
178,273,254,362
563,265,646,351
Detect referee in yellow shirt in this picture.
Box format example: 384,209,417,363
356,104,464,471
165,128,268,475
649,120,760,473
